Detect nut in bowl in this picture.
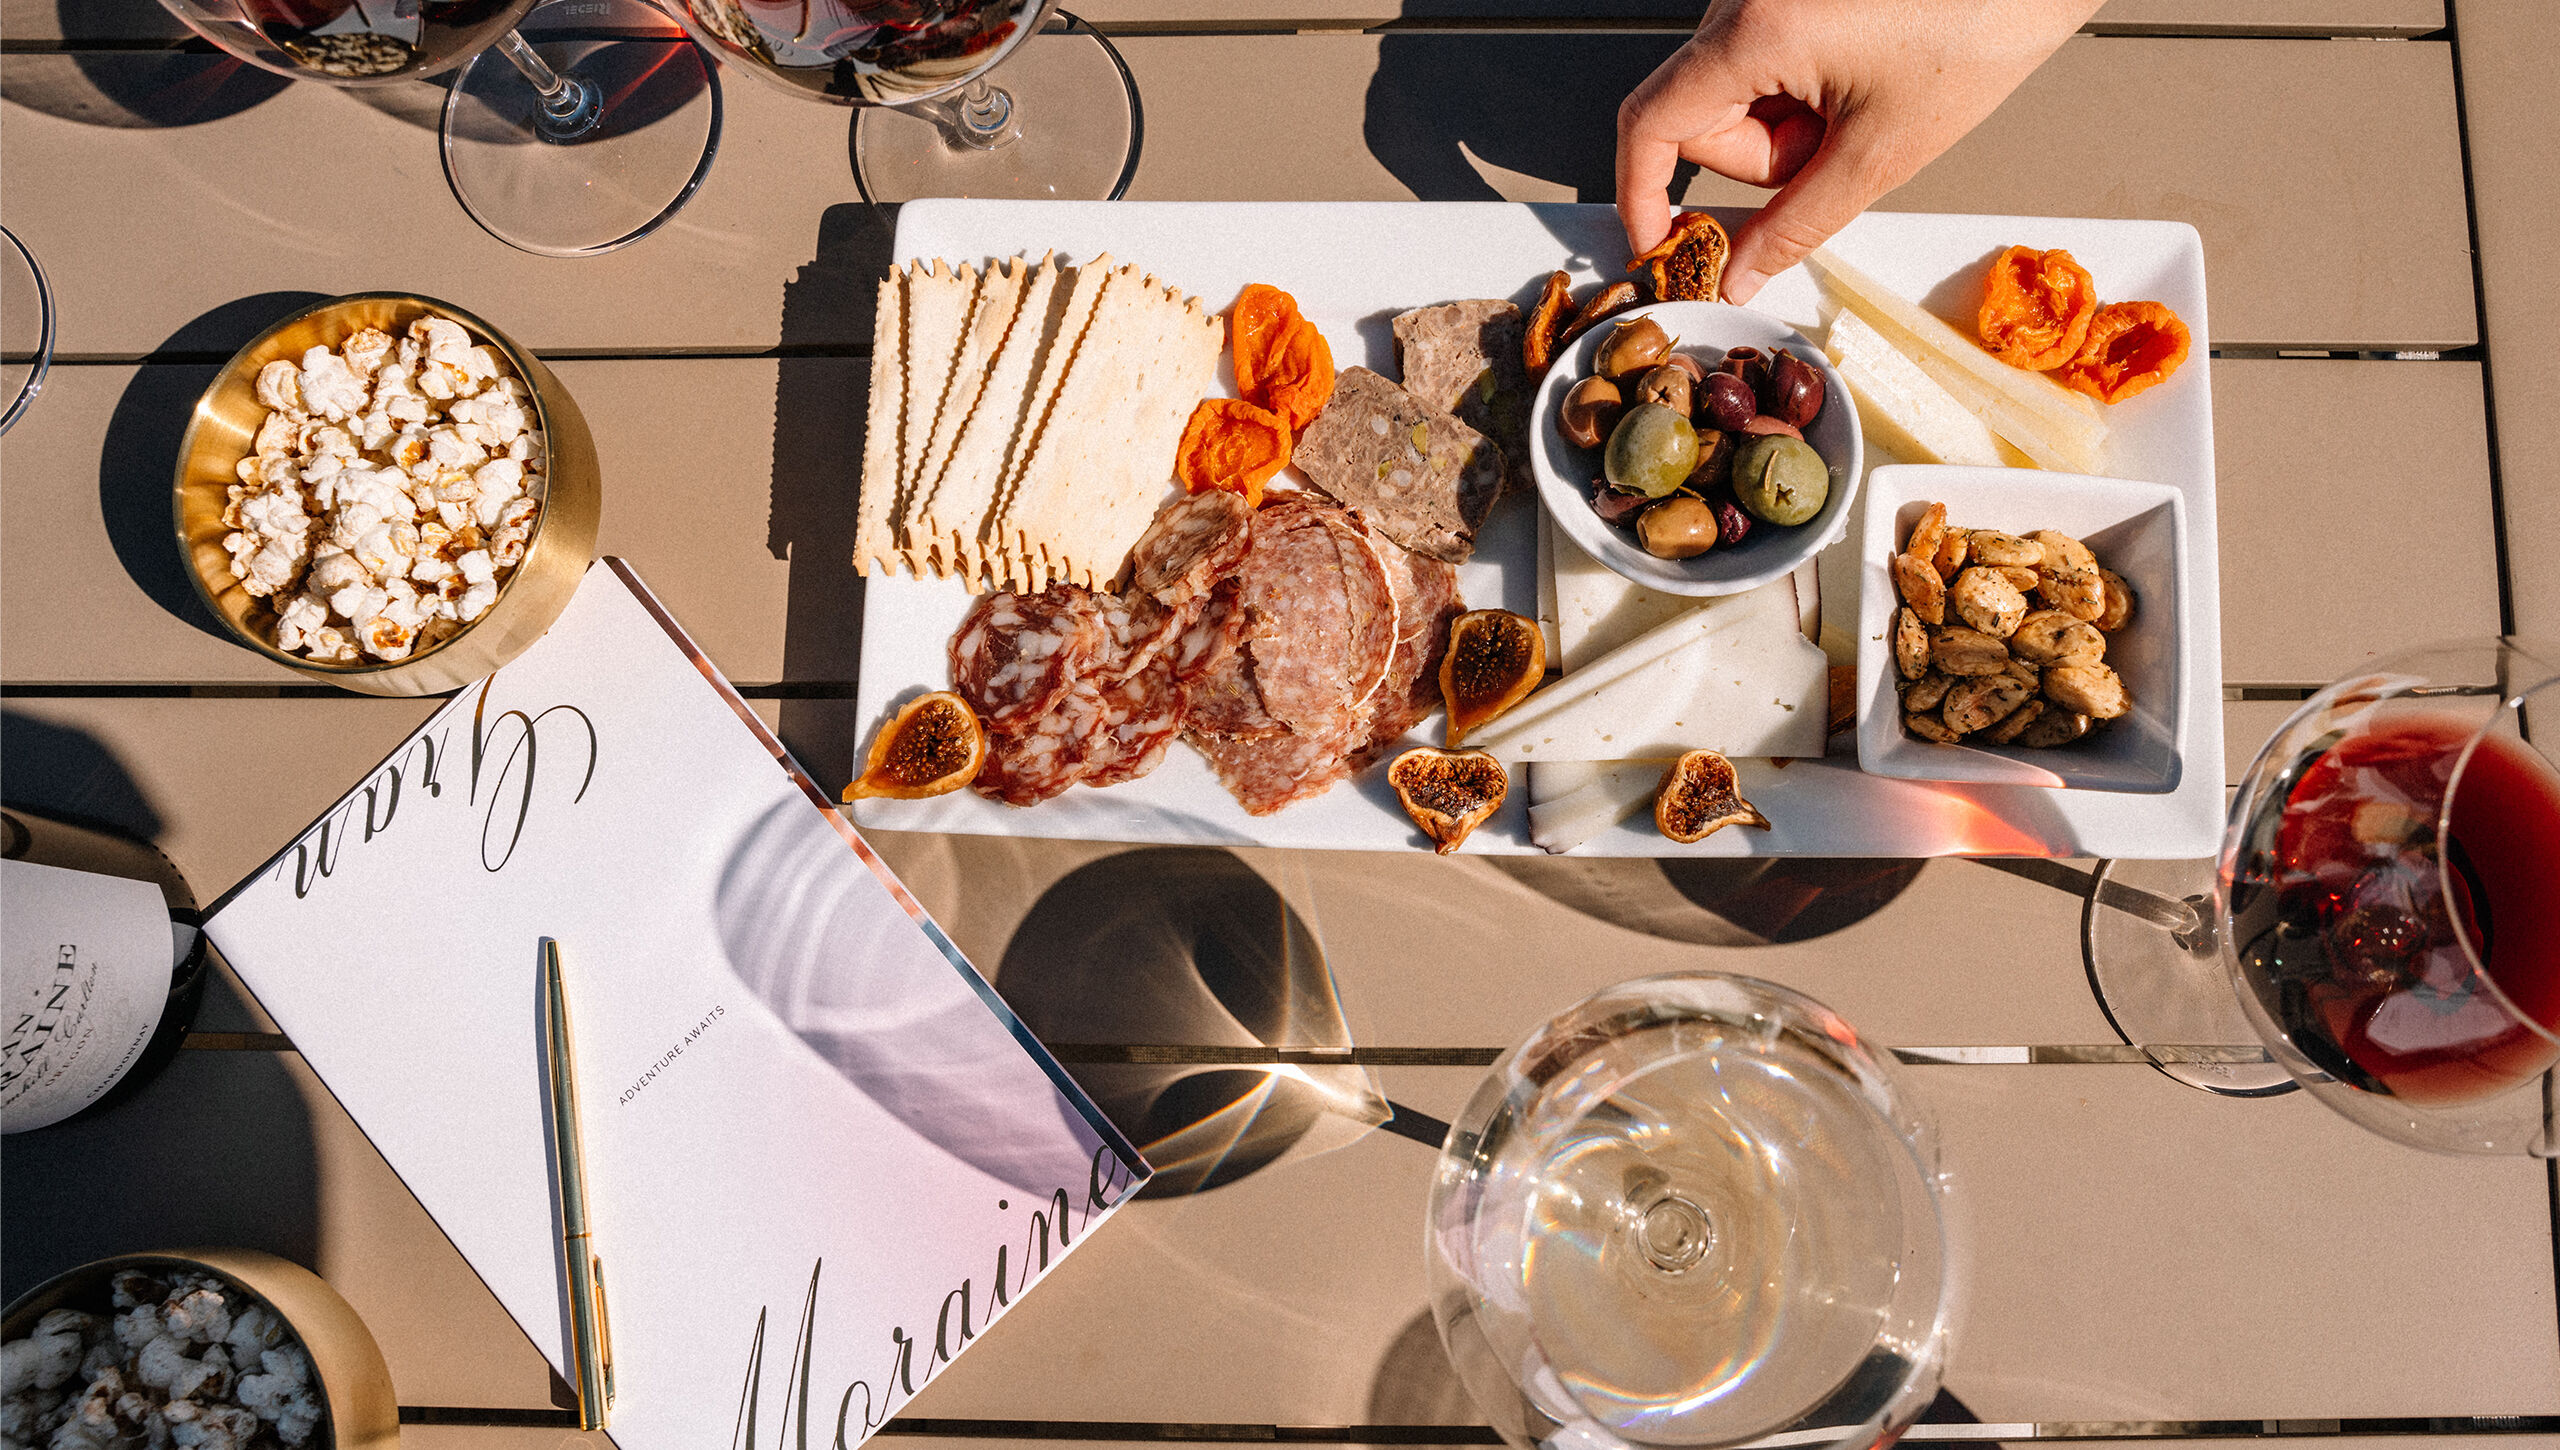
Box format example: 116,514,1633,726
1856,463,2187,793
173,293,600,697
1531,300,1862,597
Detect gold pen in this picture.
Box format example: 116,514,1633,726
540,938,615,1430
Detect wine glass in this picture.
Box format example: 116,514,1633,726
672,0,1140,202
1426,973,1955,1450
1,225,55,436
2087,637,2560,1154
154,0,721,257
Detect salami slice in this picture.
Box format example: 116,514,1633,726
1094,589,1199,684
1352,544,1463,766
1193,718,1365,816
1078,659,1187,787
1236,502,1397,737
950,586,1106,728
973,711,1090,806
1167,579,1242,684
1128,489,1253,601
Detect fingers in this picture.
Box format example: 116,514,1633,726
1721,120,1904,303
1615,38,1752,254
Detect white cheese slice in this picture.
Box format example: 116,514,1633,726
1528,763,1667,853
1825,309,2027,470
1469,580,1829,764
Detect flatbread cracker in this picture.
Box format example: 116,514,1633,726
917,253,1070,587
989,255,1120,590
852,269,905,577
909,258,1028,580
897,259,973,573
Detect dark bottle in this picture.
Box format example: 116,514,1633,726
2,807,210,1132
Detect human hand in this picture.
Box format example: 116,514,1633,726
1617,0,2101,303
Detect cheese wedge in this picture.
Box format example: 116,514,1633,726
1528,763,1668,853
1825,310,2030,469
1468,581,1829,764
1805,248,2105,473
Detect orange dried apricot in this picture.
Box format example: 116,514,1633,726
1175,397,1292,507
2055,300,2191,404
1977,246,2099,371
844,691,986,800
1230,283,1335,430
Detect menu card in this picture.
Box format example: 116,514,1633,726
207,560,1146,1450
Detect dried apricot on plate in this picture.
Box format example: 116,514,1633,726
1230,284,1335,429
1176,397,1292,506
844,691,986,800
2056,300,2191,404
1977,245,2100,371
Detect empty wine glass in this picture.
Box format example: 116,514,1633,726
673,0,1139,202
2086,637,2560,1154
155,0,721,256
1427,973,1955,1450
1,225,54,436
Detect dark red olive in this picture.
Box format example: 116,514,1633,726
1591,479,1649,525
1689,427,1737,489
1701,372,1756,431
1739,414,1803,440
1719,346,1763,380
1757,348,1826,428
1711,493,1754,546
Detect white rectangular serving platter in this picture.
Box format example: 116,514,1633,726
853,201,2224,859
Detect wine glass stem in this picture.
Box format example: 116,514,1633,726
497,29,603,143
920,80,1020,152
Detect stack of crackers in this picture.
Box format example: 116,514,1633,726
856,252,1225,592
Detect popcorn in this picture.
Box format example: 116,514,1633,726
224,316,544,664
2,1272,328,1450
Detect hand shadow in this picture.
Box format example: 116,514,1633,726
97,292,329,651
1364,32,1688,203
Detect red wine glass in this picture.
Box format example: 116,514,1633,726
671,0,1139,202
155,0,722,256
2089,638,2560,1154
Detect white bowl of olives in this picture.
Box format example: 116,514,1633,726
1529,301,1862,597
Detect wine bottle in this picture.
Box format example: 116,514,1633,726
1,807,210,1133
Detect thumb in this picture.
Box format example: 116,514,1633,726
1720,118,1900,303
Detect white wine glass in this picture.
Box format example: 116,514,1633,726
1427,973,1955,1450
155,0,722,257
673,0,1140,202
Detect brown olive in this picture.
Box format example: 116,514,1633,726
1701,372,1757,431
1738,414,1802,440
1688,427,1737,490
1662,352,1708,385
1637,496,1719,559
1559,375,1623,450
1596,317,1673,379
1635,364,1692,417
1719,345,1763,379
1757,348,1826,428
1590,479,1648,525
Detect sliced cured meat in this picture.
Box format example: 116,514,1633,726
1079,660,1187,788
1166,579,1241,684
1293,367,1504,564
1352,545,1464,766
1193,719,1365,817
1094,590,1196,684
1236,502,1398,735
1127,489,1254,601
950,586,1106,728
973,711,1090,806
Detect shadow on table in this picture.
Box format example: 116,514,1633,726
990,847,1389,1198
0,46,288,130
1485,856,1926,946
0,711,319,1301
769,201,900,794
95,293,330,652
1364,32,1687,203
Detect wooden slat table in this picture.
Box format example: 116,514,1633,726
5,2,2556,1447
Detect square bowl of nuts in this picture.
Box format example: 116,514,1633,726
1856,463,2187,793
172,293,600,696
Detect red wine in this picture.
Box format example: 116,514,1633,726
2228,714,2560,1105
680,0,1041,104
173,0,531,82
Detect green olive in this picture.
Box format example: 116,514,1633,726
1603,403,1700,500
1637,496,1718,559
1730,433,1830,526
1595,317,1673,379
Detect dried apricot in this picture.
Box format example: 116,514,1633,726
1977,246,2099,371
1175,398,1292,507
844,691,986,800
2056,300,2191,404
1230,283,1335,430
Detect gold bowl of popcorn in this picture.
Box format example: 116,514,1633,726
2,1249,399,1450
173,292,601,696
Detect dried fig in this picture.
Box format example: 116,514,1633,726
1630,211,1730,302
1442,608,1547,745
1524,270,1572,376
1389,747,1508,854
844,691,986,800
1564,281,1642,347
1654,749,1770,843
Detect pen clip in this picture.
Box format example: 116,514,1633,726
592,1255,615,1409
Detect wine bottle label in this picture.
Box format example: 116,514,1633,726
2,858,177,1132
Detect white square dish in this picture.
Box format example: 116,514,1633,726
1857,464,2188,793
854,202,2225,857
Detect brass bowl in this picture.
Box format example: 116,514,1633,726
3,1249,400,1450
173,293,600,696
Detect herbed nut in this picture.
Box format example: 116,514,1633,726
1893,552,1947,625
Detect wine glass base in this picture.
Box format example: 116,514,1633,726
442,0,722,259
851,13,1140,203
2083,858,2297,1096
